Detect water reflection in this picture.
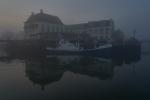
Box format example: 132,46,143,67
0,48,141,91
24,51,141,90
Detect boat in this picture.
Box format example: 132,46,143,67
46,39,112,58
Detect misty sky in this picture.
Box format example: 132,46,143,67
0,0,149,39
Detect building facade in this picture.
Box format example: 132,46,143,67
24,10,114,43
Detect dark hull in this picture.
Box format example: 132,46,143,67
47,47,112,59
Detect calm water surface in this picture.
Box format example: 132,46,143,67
0,43,150,100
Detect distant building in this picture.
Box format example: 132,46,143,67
24,9,115,43
68,20,114,41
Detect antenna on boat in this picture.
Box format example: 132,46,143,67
133,30,136,38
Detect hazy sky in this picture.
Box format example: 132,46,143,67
0,0,149,39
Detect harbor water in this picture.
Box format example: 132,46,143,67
0,42,149,100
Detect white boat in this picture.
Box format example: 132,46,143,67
46,40,112,58
47,39,80,51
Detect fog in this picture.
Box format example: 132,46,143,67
0,0,149,40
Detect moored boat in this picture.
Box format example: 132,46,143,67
46,40,112,58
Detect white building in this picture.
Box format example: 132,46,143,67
24,9,115,42
24,9,64,40
67,20,114,41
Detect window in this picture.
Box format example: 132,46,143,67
41,24,44,32
47,25,49,32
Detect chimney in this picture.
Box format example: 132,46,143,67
31,12,34,16
40,9,43,14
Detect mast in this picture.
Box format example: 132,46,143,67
133,30,136,38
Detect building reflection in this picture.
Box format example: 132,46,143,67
0,47,141,90
25,57,65,90
24,50,141,90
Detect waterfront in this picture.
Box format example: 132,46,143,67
0,42,149,100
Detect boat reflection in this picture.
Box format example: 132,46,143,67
0,48,141,91
24,51,141,90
